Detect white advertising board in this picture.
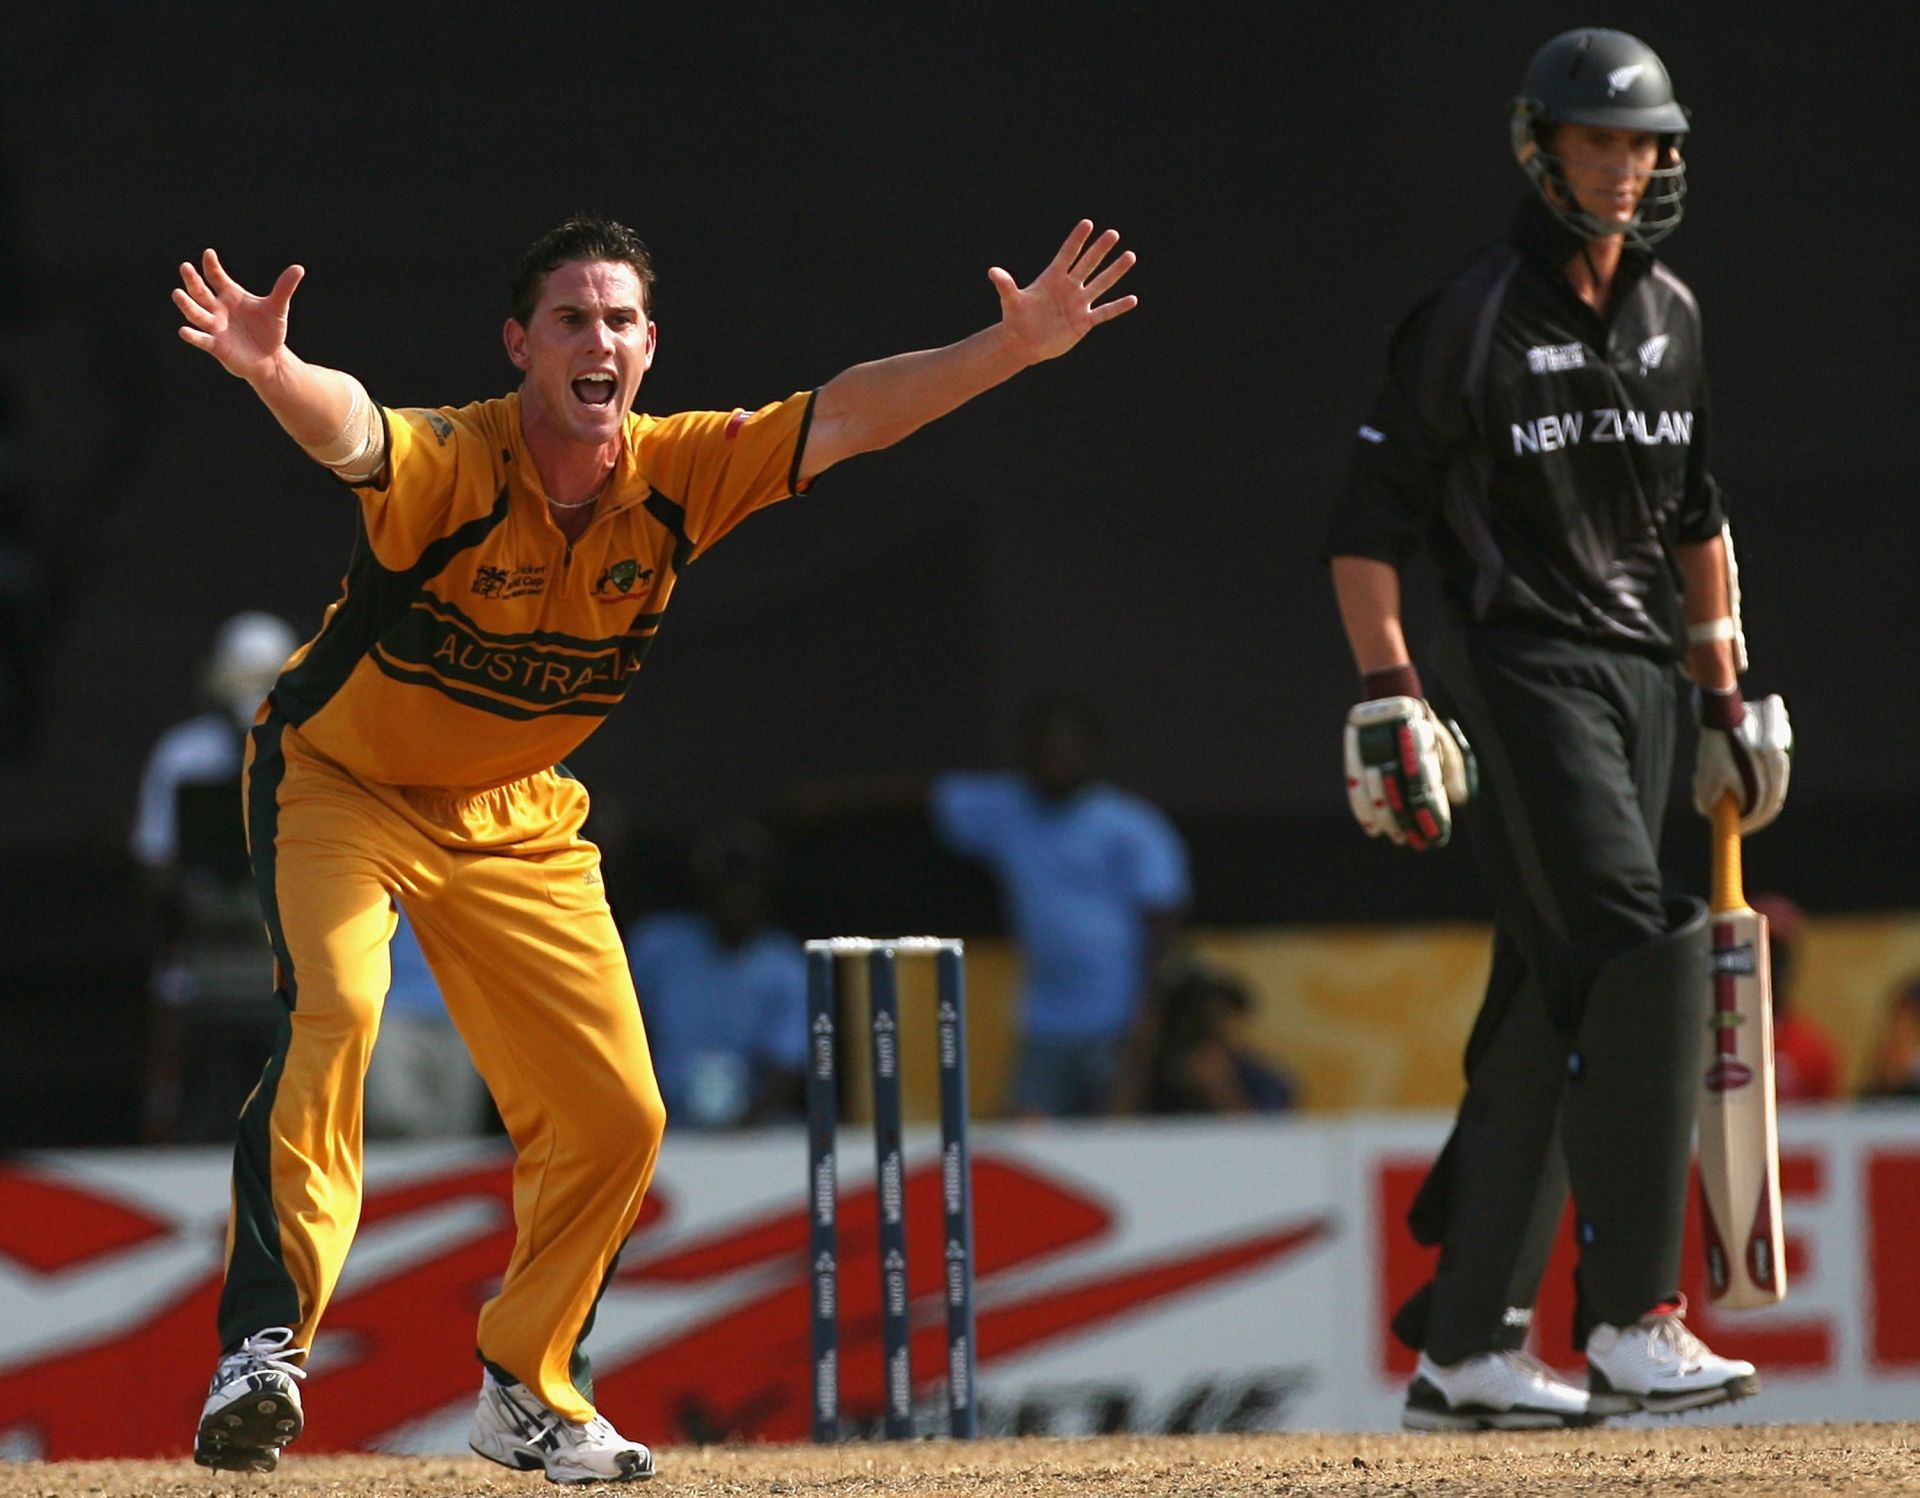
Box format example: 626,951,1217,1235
1,1107,1915,1458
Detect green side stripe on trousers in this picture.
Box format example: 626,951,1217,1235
217,712,303,1350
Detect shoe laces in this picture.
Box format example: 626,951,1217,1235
1644,1309,1708,1368
578,1414,620,1448
222,1327,308,1384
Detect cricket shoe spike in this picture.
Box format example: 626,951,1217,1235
193,1326,307,1472
1586,1297,1761,1414
1402,1349,1601,1431
469,1370,655,1484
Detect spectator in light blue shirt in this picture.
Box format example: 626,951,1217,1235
932,695,1189,1118
624,819,808,1129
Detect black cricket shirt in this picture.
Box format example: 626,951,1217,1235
1326,194,1727,661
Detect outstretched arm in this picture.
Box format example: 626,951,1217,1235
173,249,383,477
797,221,1137,481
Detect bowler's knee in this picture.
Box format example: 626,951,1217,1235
289,974,385,1043
580,1079,666,1178
625,1084,667,1152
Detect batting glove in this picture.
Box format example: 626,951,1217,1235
1344,696,1477,851
1694,688,1792,834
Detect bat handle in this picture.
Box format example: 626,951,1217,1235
1711,793,1744,915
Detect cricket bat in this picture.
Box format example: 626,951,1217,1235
1697,793,1787,1308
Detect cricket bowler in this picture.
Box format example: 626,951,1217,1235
172,214,1136,1480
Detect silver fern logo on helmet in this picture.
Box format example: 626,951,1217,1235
1606,64,1647,97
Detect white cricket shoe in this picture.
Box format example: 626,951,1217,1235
193,1326,308,1473
1402,1349,1600,1431
469,1371,655,1484
1586,1298,1761,1414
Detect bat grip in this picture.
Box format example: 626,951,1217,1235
1711,794,1744,914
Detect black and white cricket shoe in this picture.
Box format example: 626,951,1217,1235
193,1326,308,1472
469,1370,655,1484
1585,1298,1761,1415
1402,1349,1602,1431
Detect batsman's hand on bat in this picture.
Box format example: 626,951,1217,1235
173,249,305,385
1344,695,1477,852
989,220,1138,365
1695,687,1792,833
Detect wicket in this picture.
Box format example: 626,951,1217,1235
805,936,979,1443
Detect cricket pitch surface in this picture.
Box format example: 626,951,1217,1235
7,1425,1917,1495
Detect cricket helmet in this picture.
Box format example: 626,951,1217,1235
1510,28,1690,247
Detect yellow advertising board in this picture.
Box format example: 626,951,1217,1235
849,915,1920,1120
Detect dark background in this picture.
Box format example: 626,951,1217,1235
1,3,1914,1140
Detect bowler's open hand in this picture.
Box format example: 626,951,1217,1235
174,249,305,383
991,221,1137,364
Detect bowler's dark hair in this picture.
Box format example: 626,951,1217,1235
510,214,656,326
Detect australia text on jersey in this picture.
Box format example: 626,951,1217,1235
367,595,657,720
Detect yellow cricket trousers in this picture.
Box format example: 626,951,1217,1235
224,713,665,1423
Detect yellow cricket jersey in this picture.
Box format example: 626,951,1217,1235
273,388,816,789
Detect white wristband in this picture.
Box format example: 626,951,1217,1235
1687,617,1737,645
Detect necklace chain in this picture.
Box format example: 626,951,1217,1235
548,474,611,511
544,459,614,512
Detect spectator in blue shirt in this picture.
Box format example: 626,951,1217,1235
932,695,1190,1118
624,819,809,1129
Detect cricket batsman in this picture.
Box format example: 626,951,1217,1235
1323,28,1793,1429
173,214,1136,1480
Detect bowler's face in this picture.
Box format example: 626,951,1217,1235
505,259,657,447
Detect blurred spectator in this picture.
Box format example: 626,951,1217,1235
135,611,469,1141
1750,894,1838,1104
1862,976,1920,1100
623,818,808,1129
362,905,488,1139
132,612,299,872
1141,955,1296,1115
932,694,1190,1118
132,611,301,1141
